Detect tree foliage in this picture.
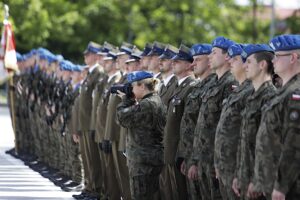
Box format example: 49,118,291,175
0,0,298,63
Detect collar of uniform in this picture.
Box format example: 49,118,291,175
277,73,300,95
163,74,175,86
249,80,274,100
234,79,252,92
89,63,98,73
217,70,231,82
108,71,121,83
196,73,217,87
142,92,154,100
178,75,191,86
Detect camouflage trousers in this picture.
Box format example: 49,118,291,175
129,165,162,200
198,163,222,200
284,179,300,200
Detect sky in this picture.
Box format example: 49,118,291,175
236,0,300,9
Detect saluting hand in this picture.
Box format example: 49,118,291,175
116,90,125,98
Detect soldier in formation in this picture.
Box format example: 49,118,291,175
7,34,300,200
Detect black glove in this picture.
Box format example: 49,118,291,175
175,157,184,171
103,140,112,154
99,142,103,151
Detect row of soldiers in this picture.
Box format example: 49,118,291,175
7,33,300,200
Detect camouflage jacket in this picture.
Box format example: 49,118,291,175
192,71,237,166
253,74,300,194
236,81,275,192
178,73,217,164
214,80,254,178
117,93,166,174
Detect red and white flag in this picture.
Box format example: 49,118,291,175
0,19,18,84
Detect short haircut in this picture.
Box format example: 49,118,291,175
254,51,274,75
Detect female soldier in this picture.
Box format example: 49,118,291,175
117,70,166,200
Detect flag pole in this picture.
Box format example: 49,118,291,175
4,4,18,155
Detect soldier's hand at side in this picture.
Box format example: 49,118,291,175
272,189,285,200
232,177,240,197
73,134,80,143
116,90,125,98
180,161,186,175
187,165,198,180
247,182,262,199
215,168,220,179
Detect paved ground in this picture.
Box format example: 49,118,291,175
0,106,77,200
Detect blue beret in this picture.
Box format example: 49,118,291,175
140,43,153,57
190,44,212,56
127,71,153,83
159,44,178,60
83,41,102,54
56,54,64,61
59,60,74,71
74,65,83,72
16,52,23,62
212,36,235,51
172,44,193,63
269,34,300,51
147,42,166,56
228,44,245,58
241,44,274,61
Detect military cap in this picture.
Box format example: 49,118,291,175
147,41,166,56
159,44,179,60
172,44,193,63
127,70,153,83
269,34,300,51
83,41,102,54
190,43,212,56
97,41,115,56
212,36,235,51
117,42,135,56
241,44,274,61
104,51,118,61
140,43,153,56
125,47,143,64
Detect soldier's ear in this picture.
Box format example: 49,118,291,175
259,60,268,72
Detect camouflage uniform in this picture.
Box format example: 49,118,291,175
235,81,275,198
192,71,237,200
214,79,254,200
117,93,166,200
178,73,217,200
253,74,300,199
